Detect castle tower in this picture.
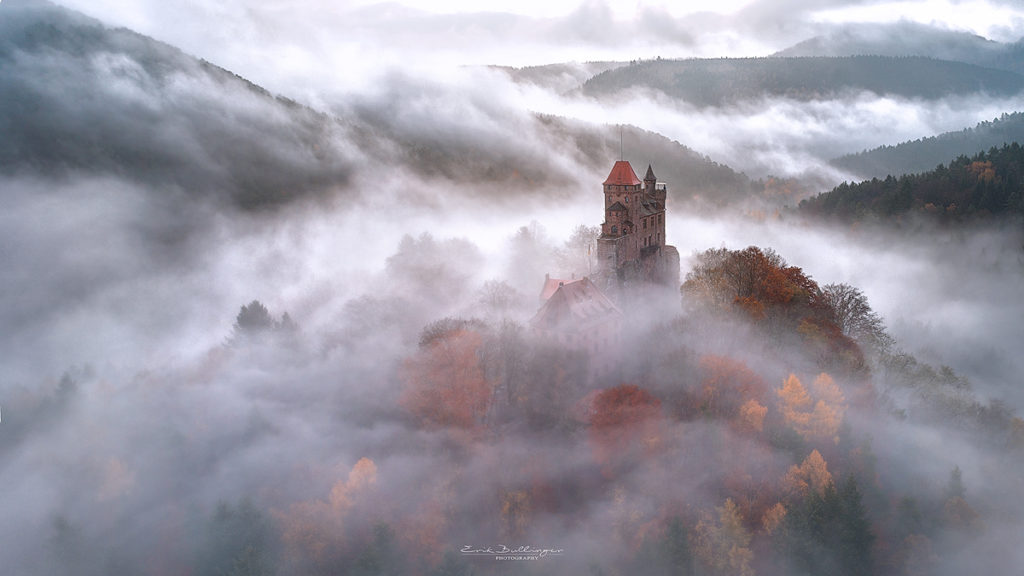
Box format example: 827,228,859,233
596,160,678,288
597,161,642,279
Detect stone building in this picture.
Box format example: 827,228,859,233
530,276,622,377
595,161,680,288
528,161,679,379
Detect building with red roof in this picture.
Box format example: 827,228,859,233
530,276,622,378
596,160,679,288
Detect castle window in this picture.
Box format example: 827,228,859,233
625,196,629,203
611,225,618,235
643,219,647,230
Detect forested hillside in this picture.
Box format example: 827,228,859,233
803,144,1024,222
538,117,755,207
491,61,624,93
580,56,1024,107
0,0,352,209
832,113,1024,179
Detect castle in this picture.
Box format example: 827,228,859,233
595,161,680,288
529,160,680,379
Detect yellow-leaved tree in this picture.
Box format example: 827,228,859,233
694,498,755,576
277,457,378,573
761,502,787,536
777,373,846,444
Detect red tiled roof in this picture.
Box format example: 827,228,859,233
603,160,641,186
539,276,572,301
530,277,621,332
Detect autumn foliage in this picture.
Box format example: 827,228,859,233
277,457,379,572
682,246,818,319
401,328,494,430
683,246,866,373
783,449,833,496
589,384,663,471
694,498,755,576
777,373,847,444
695,355,768,418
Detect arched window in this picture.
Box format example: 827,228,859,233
611,225,618,235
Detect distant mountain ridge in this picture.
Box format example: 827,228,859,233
490,61,625,94
774,22,1024,75
579,56,1024,108
832,112,1024,179
0,1,760,212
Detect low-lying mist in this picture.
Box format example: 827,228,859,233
3,149,1023,573
507,77,1024,183
3,3,1024,575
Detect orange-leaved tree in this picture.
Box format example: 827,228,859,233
401,326,494,430
682,246,819,326
277,457,379,573
737,398,768,434
589,384,663,473
783,449,833,497
695,355,768,421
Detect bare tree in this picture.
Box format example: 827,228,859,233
820,283,893,353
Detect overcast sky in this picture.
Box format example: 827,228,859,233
50,0,1024,100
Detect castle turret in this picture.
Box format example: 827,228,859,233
645,163,666,207
597,159,677,289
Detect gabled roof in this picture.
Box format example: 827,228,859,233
531,277,622,332
644,164,656,181
607,201,627,212
539,275,572,301
603,160,641,186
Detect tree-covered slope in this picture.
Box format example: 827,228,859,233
580,56,1024,107
0,0,352,209
0,2,756,211
490,61,625,93
832,112,1024,179
802,144,1024,222
536,117,755,208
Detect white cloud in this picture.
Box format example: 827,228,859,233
811,0,1024,41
